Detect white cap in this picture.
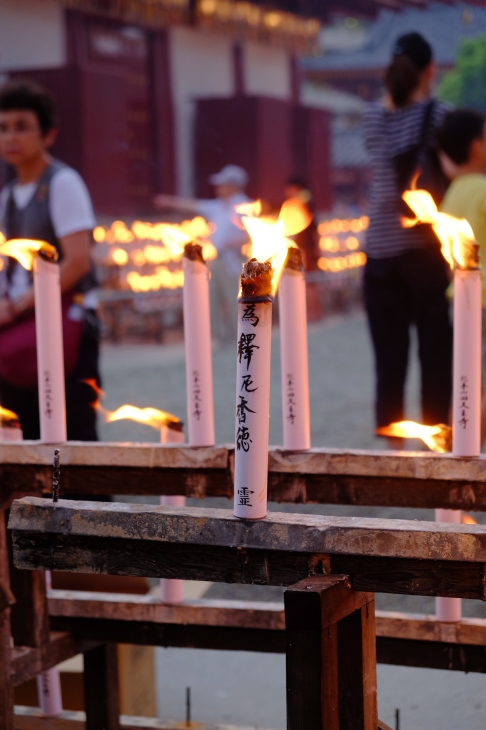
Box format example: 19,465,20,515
209,164,249,189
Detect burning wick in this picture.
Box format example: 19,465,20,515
0,239,67,444
402,190,482,622
376,421,452,454
279,246,310,451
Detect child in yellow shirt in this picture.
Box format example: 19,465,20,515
437,108,486,442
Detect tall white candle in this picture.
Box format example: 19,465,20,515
436,267,482,622
182,244,215,447
279,247,310,451
160,420,185,603
452,268,482,457
234,261,273,520
34,251,67,443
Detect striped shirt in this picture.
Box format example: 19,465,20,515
364,99,448,258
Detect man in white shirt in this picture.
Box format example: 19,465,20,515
0,81,100,440
155,164,250,344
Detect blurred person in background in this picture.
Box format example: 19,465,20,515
363,32,452,432
0,81,100,440
155,164,250,344
283,175,321,320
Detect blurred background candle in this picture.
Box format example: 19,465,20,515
402,190,481,622
279,246,310,451
160,417,186,603
0,240,66,443
182,243,214,447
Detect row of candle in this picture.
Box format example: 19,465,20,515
0,189,480,715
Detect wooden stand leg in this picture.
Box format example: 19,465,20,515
0,512,14,730
84,643,120,730
285,575,377,730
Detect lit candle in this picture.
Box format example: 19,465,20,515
402,190,481,622
160,417,186,603
279,246,310,451
182,243,215,446
233,201,310,519
37,571,63,716
234,259,274,519
104,404,186,603
0,240,66,443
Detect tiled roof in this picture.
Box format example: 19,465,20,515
303,4,486,73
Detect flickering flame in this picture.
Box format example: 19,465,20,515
126,267,184,292
318,252,366,272
240,200,310,295
106,405,180,430
0,406,19,422
462,513,478,525
112,248,129,266
95,217,216,291
0,239,57,270
402,190,479,269
235,200,262,218
83,380,180,432
376,420,452,453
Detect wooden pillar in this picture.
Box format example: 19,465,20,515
0,512,14,730
84,643,120,730
285,575,377,730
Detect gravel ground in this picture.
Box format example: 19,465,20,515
98,312,486,729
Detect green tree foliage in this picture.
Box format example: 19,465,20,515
439,36,486,114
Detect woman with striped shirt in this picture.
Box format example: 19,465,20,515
364,32,452,430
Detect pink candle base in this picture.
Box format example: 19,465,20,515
435,508,462,622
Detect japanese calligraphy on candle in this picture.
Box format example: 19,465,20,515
192,370,202,422
234,297,272,519
44,371,54,420
286,373,296,425
458,375,469,430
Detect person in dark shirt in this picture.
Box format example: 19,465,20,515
0,81,100,440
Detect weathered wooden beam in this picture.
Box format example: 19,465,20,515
13,711,276,730
9,499,486,599
0,579,14,614
0,514,14,730
10,632,97,688
2,442,486,510
47,592,486,674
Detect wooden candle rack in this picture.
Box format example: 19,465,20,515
2,442,486,729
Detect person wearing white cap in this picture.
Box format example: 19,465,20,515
155,164,250,343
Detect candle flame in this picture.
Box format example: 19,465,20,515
106,405,180,430
376,420,452,453
0,239,57,270
83,380,179,431
239,199,311,295
0,406,19,422
462,513,477,525
402,190,479,269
